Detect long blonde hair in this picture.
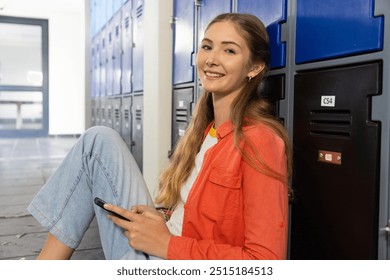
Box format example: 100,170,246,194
156,13,292,209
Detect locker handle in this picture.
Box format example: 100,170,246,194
380,220,390,233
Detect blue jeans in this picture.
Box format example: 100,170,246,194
28,126,158,260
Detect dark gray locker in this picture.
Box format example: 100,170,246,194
262,74,285,120
106,99,114,128
112,97,122,135
121,0,133,94
121,96,132,150
100,99,107,127
131,94,143,171
291,62,382,259
172,87,194,150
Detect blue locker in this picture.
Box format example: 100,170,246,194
296,0,384,64
90,0,97,37
132,0,144,92
93,35,100,97
198,0,232,45
173,0,195,85
113,11,122,95
105,0,114,22
106,20,114,96
96,0,107,32
113,0,123,14
99,28,107,97
237,0,287,69
121,0,133,94
121,96,132,150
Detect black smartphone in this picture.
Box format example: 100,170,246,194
94,197,130,221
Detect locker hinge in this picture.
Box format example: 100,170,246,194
380,220,390,234
195,0,202,7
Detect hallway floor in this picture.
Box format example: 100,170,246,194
0,136,104,260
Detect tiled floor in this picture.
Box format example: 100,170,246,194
0,136,104,260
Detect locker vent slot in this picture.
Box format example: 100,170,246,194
115,108,120,120
109,32,112,43
136,109,142,120
115,25,119,36
124,108,130,120
125,16,130,29
136,5,143,18
310,110,352,138
176,108,188,123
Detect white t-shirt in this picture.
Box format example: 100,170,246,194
165,128,217,236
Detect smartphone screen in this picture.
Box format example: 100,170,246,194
94,197,130,221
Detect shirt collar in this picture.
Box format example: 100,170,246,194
204,120,234,142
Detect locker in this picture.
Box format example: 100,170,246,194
296,0,384,64
90,0,97,37
172,87,194,150
99,28,107,97
106,20,114,96
121,0,133,94
261,74,285,120
131,94,144,171
106,99,114,128
132,0,145,92
92,35,100,97
172,0,195,85
90,37,96,98
113,11,122,95
237,0,287,69
100,99,107,127
94,99,101,126
113,0,123,14
91,99,97,126
121,96,132,150
198,0,232,46
291,62,382,259
112,97,122,134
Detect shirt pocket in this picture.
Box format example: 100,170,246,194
201,167,242,219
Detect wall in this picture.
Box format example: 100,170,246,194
0,0,86,135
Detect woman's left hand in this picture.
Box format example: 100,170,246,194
104,204,172,259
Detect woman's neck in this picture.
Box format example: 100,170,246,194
212,93,235,129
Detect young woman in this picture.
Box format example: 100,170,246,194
28,13,292,260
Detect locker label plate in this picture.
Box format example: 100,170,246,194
321,95,336,107
318,150,342,165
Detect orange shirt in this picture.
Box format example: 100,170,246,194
167,120,289,260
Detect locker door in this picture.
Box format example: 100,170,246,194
131,94,143,171
106,99,114,128
93,35,101,97
99,28,107,97
173,0,195,85
296,0,384,64
291,62,382,259
113,0,123,14
100,99,107,127
198,0,232,46
237,0,287,69
132,0,144,92
112,97,122,134
121,96,132,150
121,0,133,94
91,99,97,126
172,87,194,150
106,20,114,96
113,11,122,95
261,74,285,120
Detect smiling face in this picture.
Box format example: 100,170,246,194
197,21,262,100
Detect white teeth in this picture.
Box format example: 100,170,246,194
205,72,223,78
